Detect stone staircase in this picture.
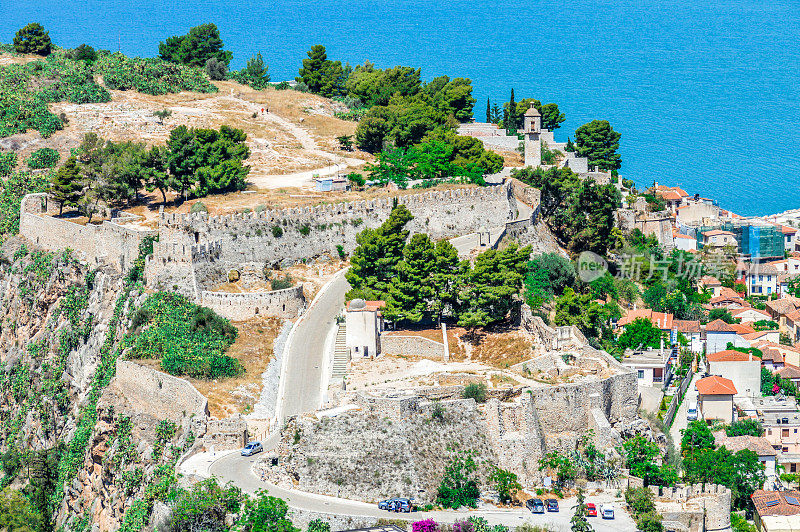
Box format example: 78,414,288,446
331,324,349,379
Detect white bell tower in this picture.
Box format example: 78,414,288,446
523,103,541,167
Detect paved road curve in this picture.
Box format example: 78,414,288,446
207,451,636,530
276,269,350,422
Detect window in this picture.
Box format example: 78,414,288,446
760,275,764,282
783,428,790,438
793,463,798,473
637,370,645,379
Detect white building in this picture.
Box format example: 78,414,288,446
705,319,750,353
621,349,672,387
706,350,761,398
345,299,385,359
696,375,737,423
747,263,780,296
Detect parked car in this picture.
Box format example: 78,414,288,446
241,441,263,456
687,402,698,421
378,498,399,510
545,499,559,512
526,498,545,514
599,503,615,519
586,503,597,517
389,498,413,513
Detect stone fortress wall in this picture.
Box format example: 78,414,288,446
20,193,157,272
113,360,209,422
21,181,547,321
199,285,305,321
380,333,446,361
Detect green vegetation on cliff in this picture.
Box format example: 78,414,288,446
126,292,240,379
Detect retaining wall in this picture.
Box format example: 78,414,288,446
200,285,305,320
113,360,209,422
380,334,445,360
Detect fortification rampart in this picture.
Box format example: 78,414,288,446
20,194,156,272
379,334,446,360
147,184,520,291
199,285,305,321
653,483,732,532
113,359,209,422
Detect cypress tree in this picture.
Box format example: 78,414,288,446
486,97,491,123
507,89,517,132
50,156,83,215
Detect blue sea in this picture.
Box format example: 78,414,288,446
2,0,799,216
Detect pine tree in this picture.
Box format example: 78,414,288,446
566,137,576,152
486,97,491,123
571,489,594,532
345,204,414,298
384,233,436,324
50,156,83,215
431,240,461,324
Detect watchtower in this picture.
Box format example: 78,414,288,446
523,103,541,167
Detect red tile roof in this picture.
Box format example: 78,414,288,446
696,375,737,395
707,350,754,362
715,435,777,456
706,319,737,332
673,319,701,333
618,309,673,329
778,365,800,379
752,490,800,517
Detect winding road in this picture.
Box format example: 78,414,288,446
274,269,350,423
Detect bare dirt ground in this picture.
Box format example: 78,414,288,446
0,78,371,189
133,316,284,418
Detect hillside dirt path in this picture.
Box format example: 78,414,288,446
232,97,365,189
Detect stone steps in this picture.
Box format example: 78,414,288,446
331,324,349,379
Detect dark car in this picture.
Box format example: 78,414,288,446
586,503,597,517
526,498,545,514
241,441,263,456
545,498,559,512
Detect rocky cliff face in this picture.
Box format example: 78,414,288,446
0,237,196,532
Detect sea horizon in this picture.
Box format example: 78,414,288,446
2,0,799,216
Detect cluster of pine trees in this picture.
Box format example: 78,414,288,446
51,126,250,218
345,204,531,332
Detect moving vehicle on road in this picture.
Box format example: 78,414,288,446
545,499,559,512
241,441,263,456
586,503,597,517
526,498,545,514
599,503,615,519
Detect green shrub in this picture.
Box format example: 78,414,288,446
0,152,17,176
271,275,293,291
298,223,311,236
26,148,59,169
190,201,208,214
272,225,283,237
462,383,487,403
93,52,217,96
0,50,110,138
125,292,241,379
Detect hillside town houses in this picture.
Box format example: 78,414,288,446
616,182,800,503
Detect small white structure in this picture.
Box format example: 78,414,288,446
345,299,385,359
523,104,542,167
621,349,671,386
696,375,737,423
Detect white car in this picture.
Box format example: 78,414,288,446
599,503,615,519
687,402,699,421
